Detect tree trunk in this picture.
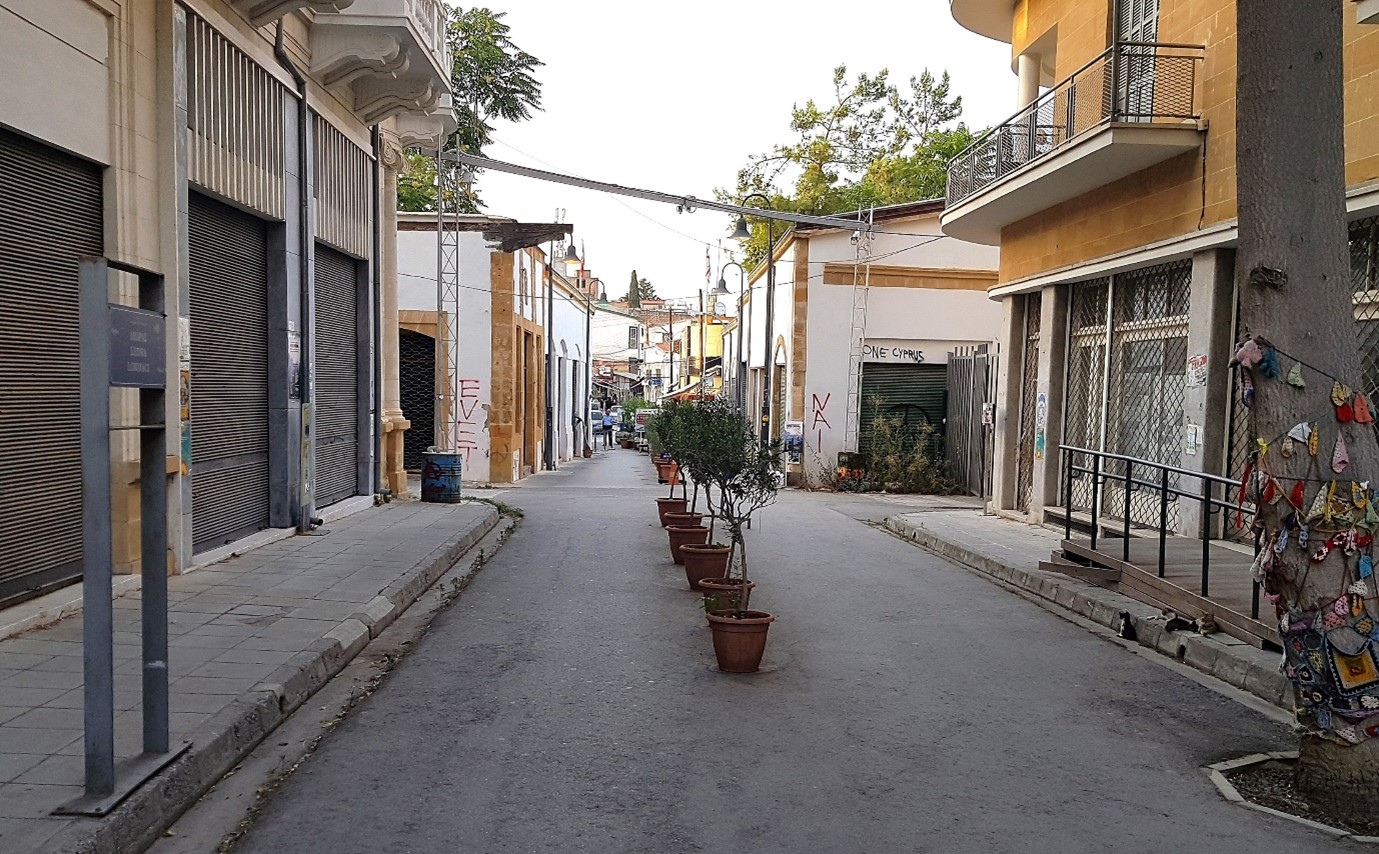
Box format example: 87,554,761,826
1238,0,1379,819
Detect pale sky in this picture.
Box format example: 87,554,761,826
472,1,1015,302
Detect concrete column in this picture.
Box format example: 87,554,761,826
1017,52,1041,107
1177,249,1236,536
378,128,410,496
990,296,1021,512
1032,284,1069,521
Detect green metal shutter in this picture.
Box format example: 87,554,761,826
189,192,271,552
858,362,948,456
313,243,359,506
0,129,103,605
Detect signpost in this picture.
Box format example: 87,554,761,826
58,258,186,816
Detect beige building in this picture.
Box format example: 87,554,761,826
0,0,454,607
945,0,1379,530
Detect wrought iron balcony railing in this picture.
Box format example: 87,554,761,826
946,42,1205,206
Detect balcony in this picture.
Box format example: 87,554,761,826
230,1,354,26
949,0,1014,43
311,0,453,125
942,42,1205,246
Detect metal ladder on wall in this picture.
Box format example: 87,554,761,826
842,211,876,452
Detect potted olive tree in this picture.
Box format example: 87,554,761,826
649,401,689,525
698,410,782,673
678,399,737,590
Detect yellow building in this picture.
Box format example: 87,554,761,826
667,313,730,399
945,0,1379,529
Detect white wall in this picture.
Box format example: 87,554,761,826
396,228,494,482
550,277,591,462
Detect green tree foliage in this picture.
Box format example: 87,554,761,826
622,273,658,305
396,7,544,213
719,66,978,264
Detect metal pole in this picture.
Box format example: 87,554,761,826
544,253,554,471
79,258,115,796
699,290,705,400
761,215,775,440
1063,449,1073,541
584,290,592,455
1158,465,1169,578
667,303,674,393
1090,453,1101,552
139,271,169,755
1200,477,1212,597
735,267,745,411
1122,460,1132,562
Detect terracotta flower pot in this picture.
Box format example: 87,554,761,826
707,610,775,673
662,511,704,529
655,462,681,486
698,578,756,614
620,438,634,449
680,544,730,591
666,525,709,565
655,497,687,526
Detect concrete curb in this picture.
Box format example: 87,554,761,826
882,515,1292,712
47,506,501,854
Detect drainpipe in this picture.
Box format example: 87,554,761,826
274,23,319,530
371,125,388,499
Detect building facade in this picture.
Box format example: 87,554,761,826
0,0,454,606
396,214,591,484
722,201,1002,484
945,0,1379,529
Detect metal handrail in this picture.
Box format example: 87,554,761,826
946,41,1205,205
1059,445,1260,619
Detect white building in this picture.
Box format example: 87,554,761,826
723,200,1002,484
396,214,592,483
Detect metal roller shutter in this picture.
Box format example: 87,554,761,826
0,129,103,605
189,192,271,552
313,243,359,506
859,362,948,456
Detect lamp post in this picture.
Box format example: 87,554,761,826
732,194,774,439
718,261,745,413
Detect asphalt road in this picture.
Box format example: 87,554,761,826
233,450,1339,853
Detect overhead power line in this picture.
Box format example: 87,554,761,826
450,152,895,233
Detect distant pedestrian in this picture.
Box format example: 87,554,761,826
601,411,614,448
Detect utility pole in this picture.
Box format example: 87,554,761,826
667,303,674,396
699,290,706,400
1237,1,1379,818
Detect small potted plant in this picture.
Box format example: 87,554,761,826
698,410,781,673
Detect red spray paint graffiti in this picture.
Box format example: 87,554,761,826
811,393,832,451
455,379,482,464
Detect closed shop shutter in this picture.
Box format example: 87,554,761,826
859,362,948,456
189,192,271,552
0,129,103,605
314,243,359,506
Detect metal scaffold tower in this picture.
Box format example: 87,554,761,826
842,211,876,452
434,144,462,452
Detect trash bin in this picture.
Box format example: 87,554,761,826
420,451,463,503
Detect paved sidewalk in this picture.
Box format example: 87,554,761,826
0,499,498,854
882,507,1292,710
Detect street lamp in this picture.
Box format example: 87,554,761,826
735,193,774,440
720,260,746,414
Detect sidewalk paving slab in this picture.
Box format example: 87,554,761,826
882,507,1293,712
0,498,499,854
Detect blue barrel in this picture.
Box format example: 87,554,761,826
421,451,463,503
